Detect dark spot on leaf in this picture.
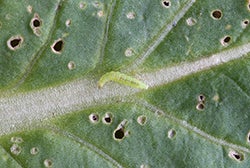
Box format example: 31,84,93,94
114,128,124,140
223,36,231,43
211,10,222,19
220,36,231,46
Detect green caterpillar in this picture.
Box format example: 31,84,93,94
98,71,148,89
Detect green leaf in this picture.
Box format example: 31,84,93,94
0,0,250,167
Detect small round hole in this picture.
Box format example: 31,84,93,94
198,94,205,102
51,39,64,54
162,0,171,8
196,102,205,111
211,10,222,20
220,36,231,46
44,159,53,167
168,129,176,139
33,19,41,27
102,113,113,124
10,144,22,155
241,19,249,29
89,113,99,123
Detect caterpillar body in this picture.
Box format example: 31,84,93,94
98,71,148,89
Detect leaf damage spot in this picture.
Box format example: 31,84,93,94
65,19,71,27
241,19,249,29
10,137,23,144
79,2,87,9
137,115,147,126
197,94,206,102
113,120,127,141
30,13,42,36
161,0,171,8
67,61,76,70
228,150,244,162
27,5,32,14
211,9,222,20
220,36,231,46
212,94,220,102
30,147,39,155
7,35,24,51
97,10,104,17
102,113,113,125
89,113,99,123
125,48,134,57
186,17,197,26
196,102,205,111
51,38,64,54
44,159,53,167
10,144,22,155
168,129,176,139
126,12,136,19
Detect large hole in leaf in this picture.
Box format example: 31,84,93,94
51,39,64,54
114,128,125,140
7,36,24,50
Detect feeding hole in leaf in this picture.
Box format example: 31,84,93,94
113,120,127,141
67,61,76,70
44,159,53,167
65,19,71,27
241,19,249,29
10,137,23,144
30,147,39,155
30,13,42,36
186,17,197,26
220,36,231,46
168,129,176,139
89,113,99,123
51,39,64,54
114,128,125,140
126,12,136,19
125,48,134,57
198,94,206,102
247,131,250,143
196,102,205,111
228,150,244,162
161,0,171,8
137,115,147,126
10,144,22,155
211,10,222,20
7,35,24,50
102,113,113,125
